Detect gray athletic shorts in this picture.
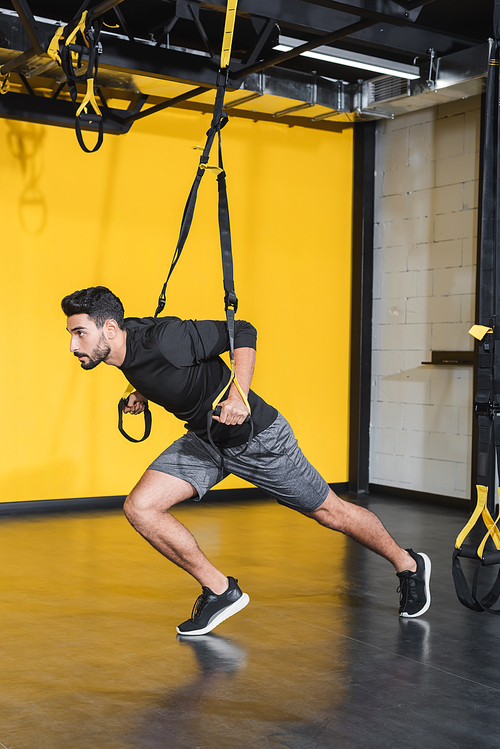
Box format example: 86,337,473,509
148,413,330,512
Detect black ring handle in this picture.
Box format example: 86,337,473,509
118,397,152,443
75,114,104,153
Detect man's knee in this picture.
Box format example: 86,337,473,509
123,491,146,523
123,490,155,529
123,487,173,523
301,490,349,531
123,471,196,524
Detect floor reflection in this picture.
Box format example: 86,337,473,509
127,635,247,748
0,496,499,748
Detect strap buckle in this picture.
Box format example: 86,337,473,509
217,67,230,88
474,400,500,419
225,290,238,312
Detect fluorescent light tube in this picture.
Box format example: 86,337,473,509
274,37,420,80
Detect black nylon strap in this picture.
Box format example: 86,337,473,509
75,113,103,153
452,549,484,612
153,77,253,452
155,84,229,317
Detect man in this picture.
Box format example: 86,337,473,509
62,286,431,635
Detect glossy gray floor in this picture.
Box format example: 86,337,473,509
0,494,496,749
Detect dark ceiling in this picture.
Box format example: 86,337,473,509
0,0,495,133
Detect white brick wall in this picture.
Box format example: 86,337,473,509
370,96,480,500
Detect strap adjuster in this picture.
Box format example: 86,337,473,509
474,400,500,419
225,291,238,312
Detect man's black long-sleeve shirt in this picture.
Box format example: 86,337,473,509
119,316,277,447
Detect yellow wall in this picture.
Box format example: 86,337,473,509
0,104,353,502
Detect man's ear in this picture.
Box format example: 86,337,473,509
104,318,120,338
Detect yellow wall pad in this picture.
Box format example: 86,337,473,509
0,110,353,502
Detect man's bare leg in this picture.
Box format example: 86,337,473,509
302,489,417,573
123,469,229,594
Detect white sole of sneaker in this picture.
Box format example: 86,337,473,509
176,593,250,636
400,552,431,618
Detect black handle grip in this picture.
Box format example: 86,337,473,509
213,404,250,423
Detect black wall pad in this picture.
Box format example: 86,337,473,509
0,483,348,516
369,483,471,512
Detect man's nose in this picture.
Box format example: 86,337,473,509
70,337,79,352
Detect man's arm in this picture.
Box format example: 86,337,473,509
213,346,255,426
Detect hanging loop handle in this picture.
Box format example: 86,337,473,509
118,397,152,443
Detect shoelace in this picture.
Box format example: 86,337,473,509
397,576,417,604
190,588,212,621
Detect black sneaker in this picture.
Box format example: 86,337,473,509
176,577,250,636
396,549,431,618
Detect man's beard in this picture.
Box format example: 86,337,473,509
77,336,111,370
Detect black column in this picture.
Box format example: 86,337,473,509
349,121,375,493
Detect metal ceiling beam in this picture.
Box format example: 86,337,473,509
0,12,222,86
10,0,43,54
201,0,462,59
123,85,208,124
1,47,37,75
287,0,427,24
348,22,484,59
233,18,377,79
201,0,424,29
0,0,127,76
0,90,131,132
99,36,221,86
89,0,126,21
174,96,347,131
113,6,133,42
241,17,276,66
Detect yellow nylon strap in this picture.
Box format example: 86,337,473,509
469,324,493,341
199,163,223,176
220,0,238,69
65,11,89,48
0,73,10,94
192,147,222,175
47,12,89,67
211,358,251,414
76,77,102,117
477,488,500,557
455,485,500,556
455,485,488,549
47,25,65,64
121,381,135,401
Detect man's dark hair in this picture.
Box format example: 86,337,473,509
61,286,125,329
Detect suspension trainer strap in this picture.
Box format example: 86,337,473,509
452,12,500,612
48,11,104,152
154,83,228,317
117,0,243,445
205,120,253,456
